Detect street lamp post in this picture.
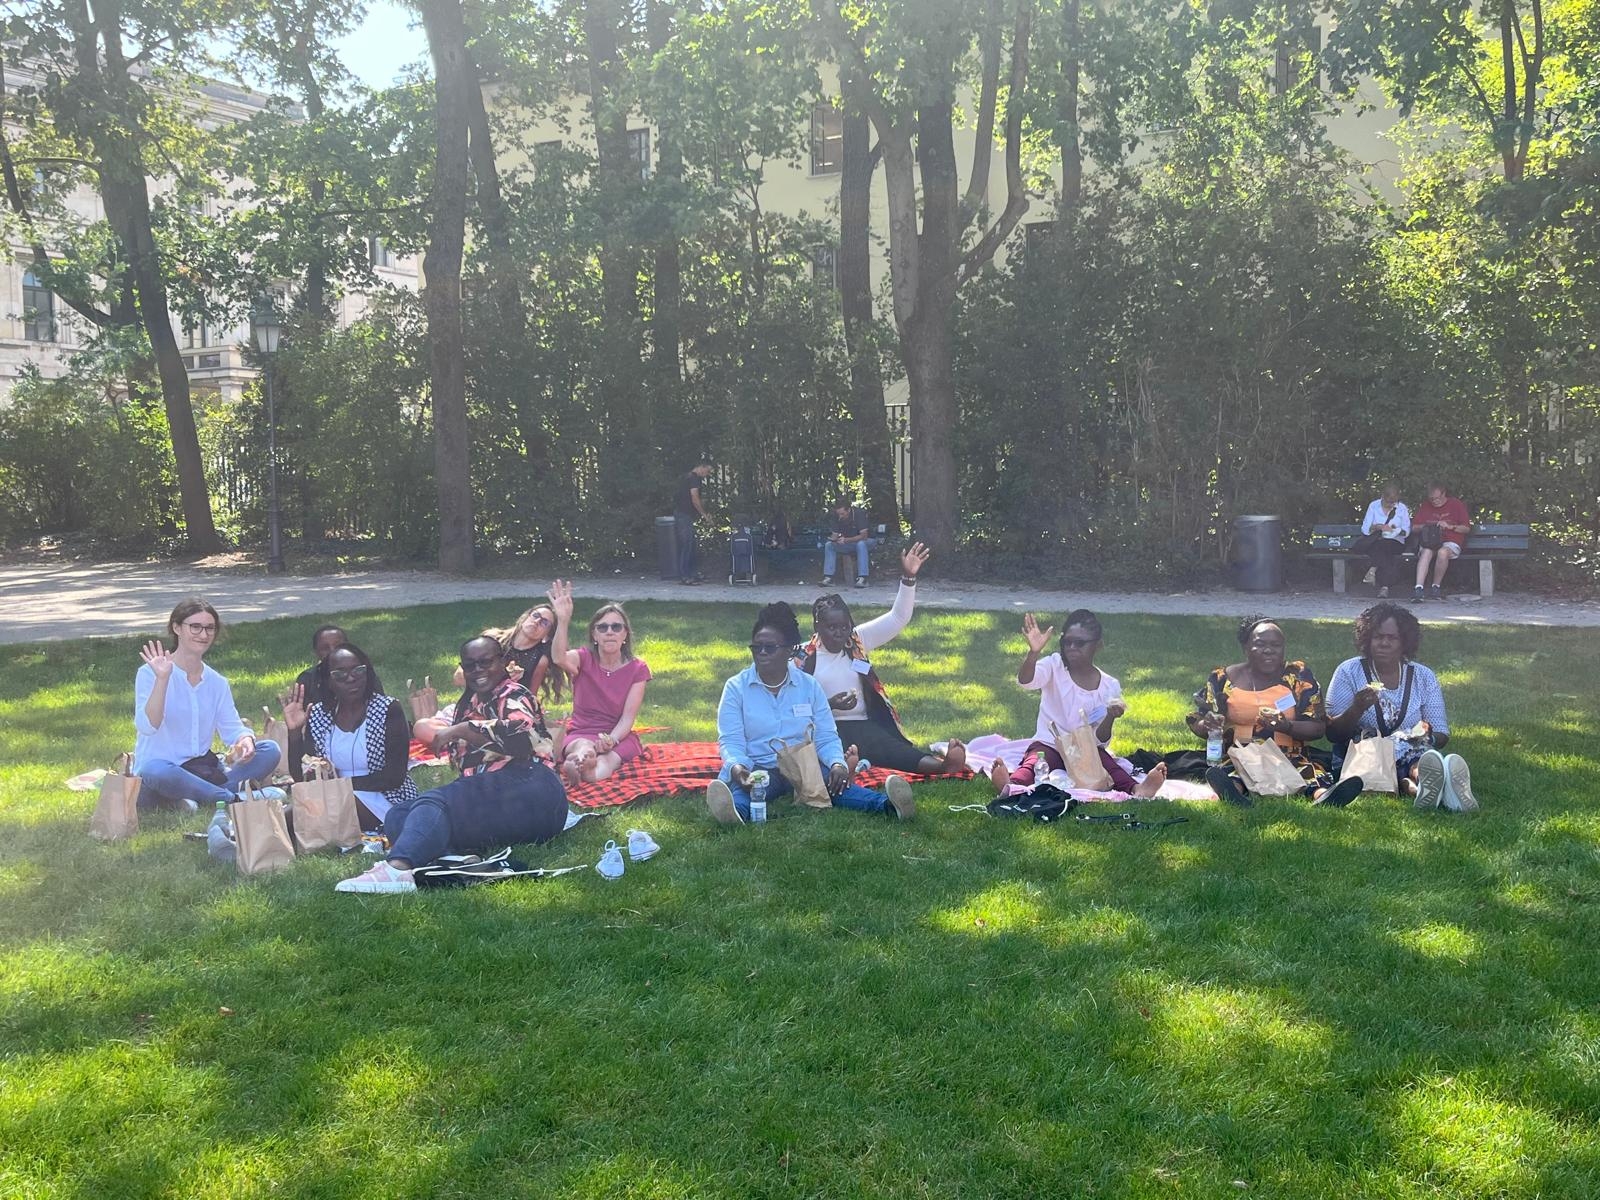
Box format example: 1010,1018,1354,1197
250,297,285,575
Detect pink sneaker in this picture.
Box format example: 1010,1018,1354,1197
334,860,416,894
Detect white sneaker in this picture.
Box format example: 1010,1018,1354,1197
334,860,415,894
626,828,661,861
706,779,743,825
596,840,625,880
854,576,868,588
1415,749,1446,810
1442,754,1478,813
1363,567,1377,585
179,798,200,814
885,775,916,820
820,576,834,587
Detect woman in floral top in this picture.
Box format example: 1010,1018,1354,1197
335,634,568,894
1186,615,1362,808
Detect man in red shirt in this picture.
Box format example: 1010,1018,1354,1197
1412,483,1472,602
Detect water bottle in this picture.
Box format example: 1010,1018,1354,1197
207,800,236,865
854,758,872,776
1205,715,1225,765
749,771,769,824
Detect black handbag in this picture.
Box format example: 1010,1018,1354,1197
1412,523,1444,551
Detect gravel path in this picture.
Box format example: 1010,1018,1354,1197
3,560,1597,644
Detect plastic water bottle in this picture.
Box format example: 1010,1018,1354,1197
207,800,236,865
749,771,769,824
1206,720,1225,765
854,758,872,776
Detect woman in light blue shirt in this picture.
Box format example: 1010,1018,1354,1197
705,602,914,824
1359,484,1411,598
133,598,281,811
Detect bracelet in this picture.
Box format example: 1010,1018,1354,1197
901,576,918,586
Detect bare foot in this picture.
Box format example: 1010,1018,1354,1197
989,760,1011,795
560,758,582,788
941,737,968,774
1132,762,1168,799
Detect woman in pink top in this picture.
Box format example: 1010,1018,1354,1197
548,580,651,785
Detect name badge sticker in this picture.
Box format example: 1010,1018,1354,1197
851,659,872,676
1274,693,1296,714
792,704,811,717
1086,704,1108,725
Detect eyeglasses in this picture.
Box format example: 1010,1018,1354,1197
328,665,369,683
749,641,788,657
526,613,553,626
1060,637,1097,649
182,622,217,636
460,654,501,671
594,622,626,633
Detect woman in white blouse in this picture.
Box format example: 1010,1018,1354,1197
282,642,417,828
795,542,968,776
133,598,281,811
1359,483,1411,598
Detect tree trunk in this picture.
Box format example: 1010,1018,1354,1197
421,0,476,573
1058,0,1082,210
838,69,899,532
646,0,682,392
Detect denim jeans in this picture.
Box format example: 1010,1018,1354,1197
136,740,282,809
823,537,875,580
716,762,888,820
674,514,698,580
384,762,567,867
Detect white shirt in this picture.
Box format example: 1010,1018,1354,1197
1020,656,1123,746
133,662,250,771
323,718,390,820
814,581,918,721
1362,498,1411,541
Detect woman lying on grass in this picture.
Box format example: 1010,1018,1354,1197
706,602,914,825
282,642,417,830
796,541,968,778
1325,600,1478,812
992,609,1166,798
133,597,281,811
1189,615,1362,809
547,581,651,787
336,634,568,895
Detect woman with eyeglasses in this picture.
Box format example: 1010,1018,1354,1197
798,542,968,778
132,597,281,811
335,633,567,894
282,642,417,828
996,610,1167,797
547,581,651,785
446,604,564,700
286,624,384,785
705,601,914,824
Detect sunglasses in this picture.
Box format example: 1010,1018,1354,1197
182,622,217,636
593,621,627,634
749,641,788,657
329,665,369,683
460,654,501,671
1060,637,1098,649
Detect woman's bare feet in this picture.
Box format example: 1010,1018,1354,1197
941,737,968,774
560,758,582,788
989,759,1011,795
1132,762,1168,799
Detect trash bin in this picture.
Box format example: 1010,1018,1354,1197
654,515,678,580
1232,515,1283,593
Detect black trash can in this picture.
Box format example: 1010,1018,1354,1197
654,515,678,580
1232,515,1283,593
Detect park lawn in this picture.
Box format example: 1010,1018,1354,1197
1,598,1598,1199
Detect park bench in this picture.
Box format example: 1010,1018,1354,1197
763,523,893,582
1307,523,1531,597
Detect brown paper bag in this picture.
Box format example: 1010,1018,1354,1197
231,783,296,874
261,705,290,754
771,726,831,809
290,759,362,854
1050,716,1114,792
1227,738,1308,796
408,676,439,721
1340,734,1397,794
89,753,141,841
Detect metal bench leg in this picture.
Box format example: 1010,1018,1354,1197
1480,559,1494,598
1332,558,1346,595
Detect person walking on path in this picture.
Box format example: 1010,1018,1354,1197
674,461,713,585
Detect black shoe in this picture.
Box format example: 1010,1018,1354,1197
1315,776,1363,807
1206,765,1252,807
1411,586,1425,603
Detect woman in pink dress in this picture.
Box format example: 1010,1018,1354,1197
547,580,651,785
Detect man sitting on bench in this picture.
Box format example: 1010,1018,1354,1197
822,498,875,588
1412,483,1471,603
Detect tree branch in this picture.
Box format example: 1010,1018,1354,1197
960,0,1003,229
958,0,1033,283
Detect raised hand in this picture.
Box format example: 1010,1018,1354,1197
547,579,574,624
901,542,930,577
282,682,309,732
1022,613,1055,655
140,640,174,679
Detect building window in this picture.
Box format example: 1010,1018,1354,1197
22,269,56,342
1274,24,1323,93
196,353,222,369
1024,221,1057,256
810,104,843,176
183,318,214,349
811,246,838,288
368,237,395,268
533,139,562,176
628,128,651,182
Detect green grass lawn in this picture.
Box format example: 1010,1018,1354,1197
2,599,1598,1198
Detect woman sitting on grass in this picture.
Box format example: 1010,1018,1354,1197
133,598,281,811
992,610,1166,797
1325,601,1477,812
797,542,967,778
706,602,914,824
547,581,650,786
337,634,567,895
288,623,384,786
1187,615,1362,808
282,642,417,829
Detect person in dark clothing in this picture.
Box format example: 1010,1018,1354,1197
287,624,382,782
673,462,713,584
821,498,875,587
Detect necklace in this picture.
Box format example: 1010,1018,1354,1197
758,676,785,696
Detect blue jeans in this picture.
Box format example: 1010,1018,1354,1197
674,514,698,580
823,537,875,580
717,763,888,820
136,740,282,809
385,763,567,867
